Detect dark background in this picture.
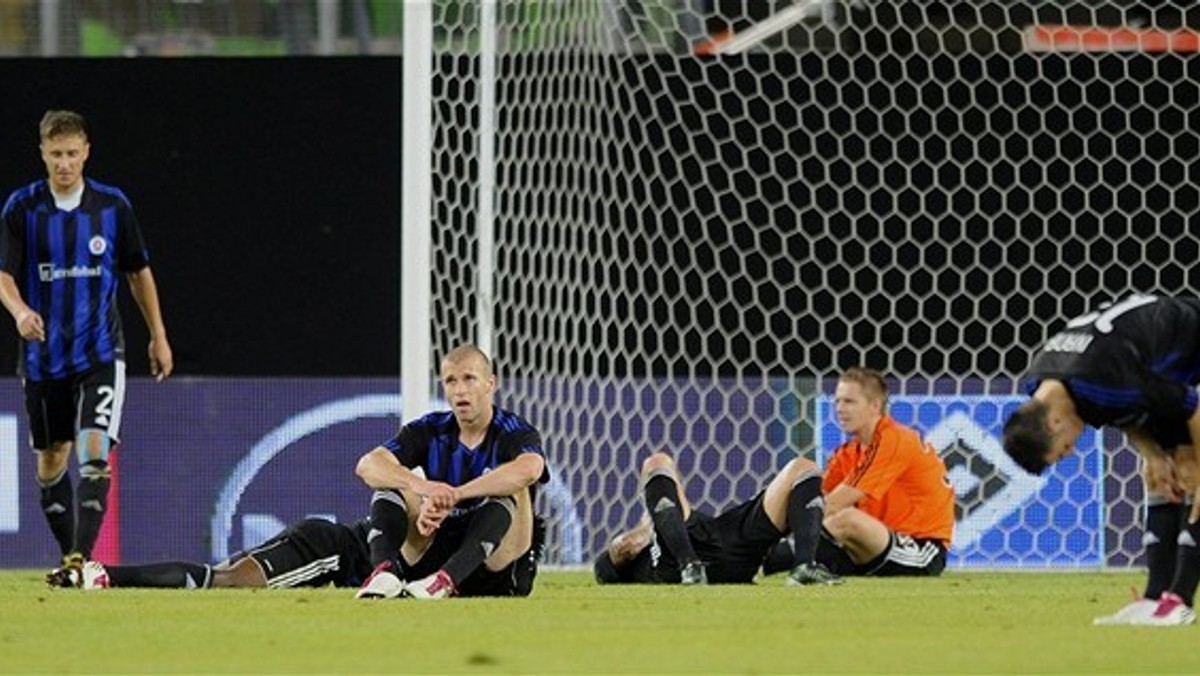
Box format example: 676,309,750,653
0,57,401,377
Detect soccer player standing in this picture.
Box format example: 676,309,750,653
0,110,173,569
354,344,548,599
1003,294,1200,626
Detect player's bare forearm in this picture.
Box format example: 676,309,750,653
356,447,420,491
127,268,173,379
824,483,865,515
126,267,168,337
0,272,28,318
0,272,44,341
455,453,545,502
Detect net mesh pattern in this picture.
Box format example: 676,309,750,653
428,1,1199,567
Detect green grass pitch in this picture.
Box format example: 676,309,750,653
2,569,1194,673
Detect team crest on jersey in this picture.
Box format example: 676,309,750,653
88,235,108,256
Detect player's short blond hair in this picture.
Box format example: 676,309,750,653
40,110,88,142
839,367,889,410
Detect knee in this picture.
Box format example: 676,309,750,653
823,508,857,541
781,456,820,480
36,445,70,478
641,451,676,478
1176,459,1199,491
75,429,113,463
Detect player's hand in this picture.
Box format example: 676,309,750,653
418,480,457,511
15,309,45,341
417,499,450,536
149,336,173,381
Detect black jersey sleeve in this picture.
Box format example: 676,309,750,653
0,195,24,277
114,195,150,272
383,419,433,469
1136,370,1200,425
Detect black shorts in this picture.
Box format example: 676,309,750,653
656,492,783,584
24,361,125,450
817,529,947,577
232,518,373,589
405,513,543,597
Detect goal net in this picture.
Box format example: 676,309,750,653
423,0,1199,568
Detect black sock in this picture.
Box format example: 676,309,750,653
644,473,699,566
39,469,75,558
1143,501,1183,599
367,489,408,570
442,500,513,584
1169,517,1200,607
73,460,111,559
787,473,824,566
107,562,213,589
761,538,795,575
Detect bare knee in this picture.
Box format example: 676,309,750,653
37,444,71,481
1176,458,1199,491
780,456,820,481
641,451,677,479
823,508,858,541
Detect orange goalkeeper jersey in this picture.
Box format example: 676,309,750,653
822,415,955,547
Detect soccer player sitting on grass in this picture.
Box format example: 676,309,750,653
1003,294,1200,626
761,367,955,579
354,344,548,600
593,448,840,586
47,517,376,591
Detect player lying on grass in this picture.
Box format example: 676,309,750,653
762,367,955,579
593,448,839,586
46,510,546,592
47,517,375,590
1004,294,1200,626
596,367,954,585
354,344,549,600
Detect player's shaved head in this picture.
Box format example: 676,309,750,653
442,344,493,375
1003,399,1052,475
839,367,888,410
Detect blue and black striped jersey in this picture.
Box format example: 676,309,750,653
0,178,150,381
1024,294,1200,447
382,407,548,509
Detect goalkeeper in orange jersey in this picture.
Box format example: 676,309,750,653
763,367,956,579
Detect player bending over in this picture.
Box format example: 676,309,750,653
1004,294,1200,626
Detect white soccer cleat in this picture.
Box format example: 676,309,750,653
1134,593,1197,627
355,562,404,599
79,561,110,590
403,570,456,600
1092,598,1157,625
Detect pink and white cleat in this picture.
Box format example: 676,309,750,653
79,561,110,590
1135,592,1197,626
403,570,456,600
1092,598,1157,625
355,561,404,599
